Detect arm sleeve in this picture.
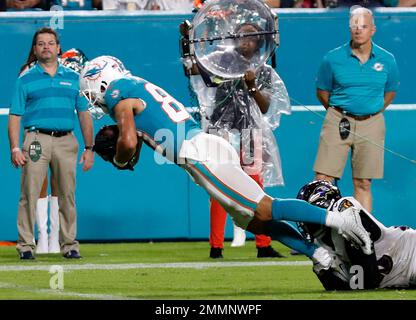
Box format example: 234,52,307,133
9,78,26,116
76,92,89,112
316,55,333,91
385,56,400,92
105,80,125,114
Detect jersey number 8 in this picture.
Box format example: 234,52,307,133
145,83,190,123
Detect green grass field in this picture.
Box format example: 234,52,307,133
0,241,415,300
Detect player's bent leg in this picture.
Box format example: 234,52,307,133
184,158,338,263
246,217,332,268
247,217,316,258
255,195,327,225
181,133,371,254
255,196,372,255
181,132,266,230
264,221,317,258
184,159,264,230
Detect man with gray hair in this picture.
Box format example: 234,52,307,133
313,6,399,213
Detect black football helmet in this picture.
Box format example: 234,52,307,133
296,180,342,242
296,180,342,209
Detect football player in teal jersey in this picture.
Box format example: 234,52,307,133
80,56,373,269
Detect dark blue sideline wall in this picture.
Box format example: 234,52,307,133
0,9,415,240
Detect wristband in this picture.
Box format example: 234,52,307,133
84,145,94,151
113,156,128,168
11,147,21,154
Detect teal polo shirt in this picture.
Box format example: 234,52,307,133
316,42,400,115
9,62,88,131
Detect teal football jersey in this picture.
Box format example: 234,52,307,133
105,76,200,163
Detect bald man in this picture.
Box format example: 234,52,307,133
313,6,400,213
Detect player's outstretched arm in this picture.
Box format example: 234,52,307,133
113,99,142,165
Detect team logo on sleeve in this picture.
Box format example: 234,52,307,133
372,63,384,72
338,199,354,212
110,89,120,99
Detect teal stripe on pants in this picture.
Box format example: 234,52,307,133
192,162,257,211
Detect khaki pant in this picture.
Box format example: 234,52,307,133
16,131,79,254
313,108,385,179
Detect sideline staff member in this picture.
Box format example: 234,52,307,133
313,6,399,213
8,27,94,260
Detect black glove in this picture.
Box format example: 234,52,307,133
94,125,138,171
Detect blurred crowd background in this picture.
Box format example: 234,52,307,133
1,0,414,13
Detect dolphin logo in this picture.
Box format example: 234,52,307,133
84,61,108,79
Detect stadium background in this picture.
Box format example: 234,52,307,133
0,8,415,241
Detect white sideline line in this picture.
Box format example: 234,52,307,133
0,261,311,272
0,282,139,300
2,104,416,115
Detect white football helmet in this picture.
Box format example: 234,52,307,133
79,55,130,119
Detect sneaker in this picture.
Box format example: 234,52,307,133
20,251,35,260
63,250,82,259
257,246,285,258
210,247,223,259
326,207,372,255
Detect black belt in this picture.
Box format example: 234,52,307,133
331,106,379,121
29,129,71,137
